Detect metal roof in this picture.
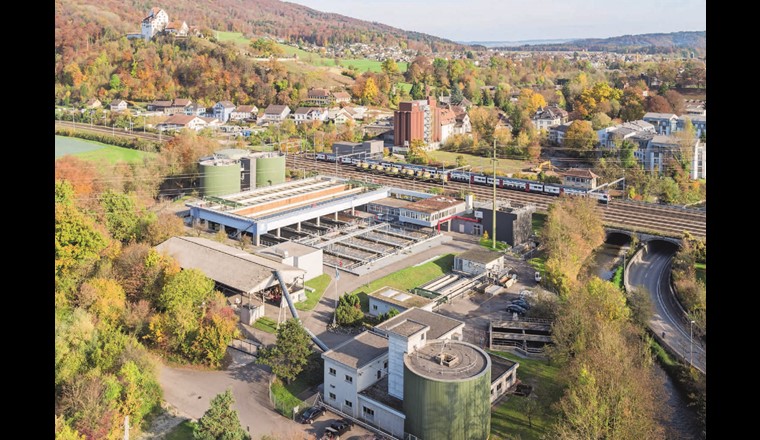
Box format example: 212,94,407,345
375,308,464,340
322,331,388,369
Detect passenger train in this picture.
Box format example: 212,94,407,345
314,154,609,203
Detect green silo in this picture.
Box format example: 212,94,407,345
255,155,286,187
403,340,491,440
200,159,241,196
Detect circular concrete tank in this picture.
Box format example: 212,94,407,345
200,159,241,196
255,156,286,187
403,340,491,440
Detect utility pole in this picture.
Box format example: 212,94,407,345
492,139,497,250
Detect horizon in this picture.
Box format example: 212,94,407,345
283,0,706,42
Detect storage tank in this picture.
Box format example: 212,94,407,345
403,340,491,440
240,157,257,191
199,159,241,196
255,155,286,187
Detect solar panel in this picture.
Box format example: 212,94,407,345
394,293,412,302
380,289,397,297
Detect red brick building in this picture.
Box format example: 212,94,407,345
393,97,439,147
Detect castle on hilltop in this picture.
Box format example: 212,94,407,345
128,7,189,41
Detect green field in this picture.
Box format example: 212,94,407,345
479,237,509,251
397,82,413,93
214,31,407,73
351,254,455,312
531,213,547,236
296,274,332,311
426,150,531,175
253,316,278,334
489,352,564,440
55,136,154,164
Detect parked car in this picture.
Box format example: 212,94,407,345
534,271,542,283
510,298,530,309
519,289,534,298
506,304,527,314
298,405,326,424
323,419,353,438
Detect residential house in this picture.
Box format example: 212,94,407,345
109,99,128,112
141,7,169,41
83,98,101,109
438,108,456,144
213,101,236,123
531,105,568,131
332,91,352,104
306,88,332,106
643,112,679,135
344,106,367,120
684,101,706,116
677,115,706,139
635,134,703,178
164,20,188,36
156,114,208,131
597,120,655,148
329,107,354,125
200,117,222,129
230,105,258,121
169,99,193,114
495,112,513,132
451,106,471,135
306,107,329,122
549,121,573,145
147,100,173,113
559,168,599,190
261,105,291,123
292,107,312,124
184,103,207,116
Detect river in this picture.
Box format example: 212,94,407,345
584,236,703,439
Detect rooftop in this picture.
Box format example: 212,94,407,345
154,236,304,294
257,241,320,259
375,308,464,340
489,353,518,381
404,340,490,381
455,248,503,265
404,196,464,214
322,331,388,369
370,197,412,209
386,319,429,337
368,287,433,310
560,168,599,179
643,112,678,120
358,376,404,412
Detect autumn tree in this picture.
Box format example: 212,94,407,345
590,112,612,130
469,106,499,147
100,189,142,242
563,120,596,155
194,389,250,440
142,211,185,246
408,138,429,164
646,94,673,113
381,58,400,76
518,88,547,114
663,90,686,115
361,77,379,105
257,319,313,384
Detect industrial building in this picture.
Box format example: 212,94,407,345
394,97,440,147
489,315,553,355
453,248,505,277
198,149,286,196
321,308,519,440
452,201,535,247
367,287,435,317
366,194,467,231
332,140,384,159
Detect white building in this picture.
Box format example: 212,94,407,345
261,105,291,123
453,248,505,276
141,7,169,41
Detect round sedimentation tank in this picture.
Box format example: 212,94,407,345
199,159,241,196
403,340,491,440
255,155,286,187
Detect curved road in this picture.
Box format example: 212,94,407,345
627,241,706,373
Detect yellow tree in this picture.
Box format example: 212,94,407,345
361,77,379,105
518,88,547,114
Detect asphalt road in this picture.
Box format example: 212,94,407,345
627,242,706,373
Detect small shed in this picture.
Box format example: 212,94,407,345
453,248,505,276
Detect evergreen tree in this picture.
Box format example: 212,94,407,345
194,389,249,440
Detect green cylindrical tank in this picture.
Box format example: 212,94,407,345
200,160,241,196
255,156,286,187
403,340,491,440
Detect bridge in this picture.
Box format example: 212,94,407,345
605,228,682,246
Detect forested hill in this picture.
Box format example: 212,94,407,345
508,31,706,55
55,0,462,57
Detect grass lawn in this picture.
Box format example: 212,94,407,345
253,316,278,334
479,237,509,251
532,213,547,236
528,256,547,282
489,351,564,440
75,145,154,164
296,274,332,311
612,264,624,291
426,150,531,175
339,59,408,73
695,263,706,283
271,379,304,418
397,82,413,94
164,420,195,440
215,30,251,45
350,254,455,312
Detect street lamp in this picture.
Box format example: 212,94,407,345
690,320,695,367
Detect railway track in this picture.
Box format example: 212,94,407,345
55,121,165,142
289,155,706,238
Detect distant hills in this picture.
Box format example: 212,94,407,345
498,31,706,55
463,39,575,47
56,0,463,54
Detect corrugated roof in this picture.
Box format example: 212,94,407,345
322,331,388,369
154,237,304,294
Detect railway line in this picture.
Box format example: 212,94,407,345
289,155,706,238
55,121,165,142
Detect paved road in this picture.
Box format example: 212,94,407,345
627,242,706,373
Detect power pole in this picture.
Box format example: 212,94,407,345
492,139,497,250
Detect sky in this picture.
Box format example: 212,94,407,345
283,0,706,42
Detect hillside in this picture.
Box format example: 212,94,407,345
55,0,462,59
506,31,706,55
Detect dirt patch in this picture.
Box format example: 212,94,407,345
137,402,192,439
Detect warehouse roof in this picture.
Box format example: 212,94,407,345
154,236,304,294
